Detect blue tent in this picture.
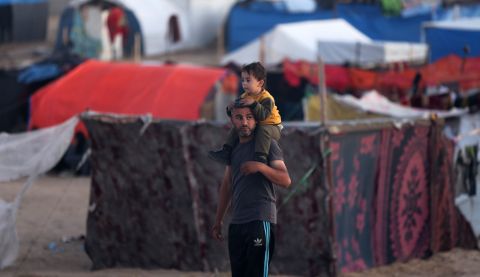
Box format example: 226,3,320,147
423,19,480,62
225,1,334,52
335,3,431,42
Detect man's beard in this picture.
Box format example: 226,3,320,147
236,125,253,137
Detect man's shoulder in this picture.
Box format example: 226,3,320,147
268,139,283,160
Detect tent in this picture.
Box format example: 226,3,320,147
225,0,334,52
0,0,47,43
422,19,480,62
29,60,225,134
221,19,428,66
55,0,235,59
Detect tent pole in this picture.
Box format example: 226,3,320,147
134,33,141,63
259,35,265,65
318,57,327,125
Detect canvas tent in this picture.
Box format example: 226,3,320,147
56,0,235,59
422,19,480,62
0,0,47,43
29,60,225,134
221,19,428,66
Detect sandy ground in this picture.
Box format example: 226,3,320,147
0,176,479,277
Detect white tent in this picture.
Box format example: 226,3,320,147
222,19,428,66
66,0,235,57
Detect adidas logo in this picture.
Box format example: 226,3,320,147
253,238,263,247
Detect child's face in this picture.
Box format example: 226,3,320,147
241,71,264,95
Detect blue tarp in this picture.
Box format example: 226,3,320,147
433,3,480,20
424,23,480,61
336,3,431,42
226,1,334,52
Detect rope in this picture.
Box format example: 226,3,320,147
278,163,317,212
278,148,332,211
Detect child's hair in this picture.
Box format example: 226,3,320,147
241,62,266,88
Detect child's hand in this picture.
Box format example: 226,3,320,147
239,97,255,106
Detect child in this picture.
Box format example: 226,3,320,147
209,61,282,165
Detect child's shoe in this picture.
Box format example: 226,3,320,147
208,145,232,165
254,152,268,164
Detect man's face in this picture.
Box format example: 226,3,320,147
230,107,256,138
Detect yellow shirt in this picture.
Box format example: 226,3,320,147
240,89,281,125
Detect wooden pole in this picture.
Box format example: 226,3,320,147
259,35,265,65
318,57,327,125
133,33,141,63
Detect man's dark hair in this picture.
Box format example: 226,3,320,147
227,99,255,118
242,62,266,88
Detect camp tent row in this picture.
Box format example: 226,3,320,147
222,19,428,66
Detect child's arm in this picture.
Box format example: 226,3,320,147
250,98,274,121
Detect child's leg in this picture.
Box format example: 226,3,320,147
209,127,239,165
225,127,239,149
254,125,281,163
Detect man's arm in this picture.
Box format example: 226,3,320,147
212,166,232,241
240,160,291,188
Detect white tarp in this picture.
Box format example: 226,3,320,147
0,117,78,269
454,112,480,247
333,90,467,119
221,19,428,66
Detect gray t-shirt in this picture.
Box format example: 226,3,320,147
230,139,283,224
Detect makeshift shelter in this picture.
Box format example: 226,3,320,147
422,19,480,62
55,0,235,59
29,60,225,134
80,112,476,275
222,19,428,66
0,0,47,43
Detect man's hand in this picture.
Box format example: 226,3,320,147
212,222,224,241
241,161,264,175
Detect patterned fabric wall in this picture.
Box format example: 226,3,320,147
330,123,477,274
82,115,475,276
82,116,333,276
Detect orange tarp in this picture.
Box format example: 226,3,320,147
30,60,225,132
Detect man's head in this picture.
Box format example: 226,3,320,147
241,62,266,94
229,104,257,140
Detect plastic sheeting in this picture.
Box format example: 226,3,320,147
0,116,78,269
334,90,467,119
0,117,78,182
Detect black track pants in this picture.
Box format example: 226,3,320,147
228,220,275,277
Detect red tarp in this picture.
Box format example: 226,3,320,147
283,55,480,95
30,60,225,133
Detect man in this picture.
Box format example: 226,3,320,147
211,103,291,277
